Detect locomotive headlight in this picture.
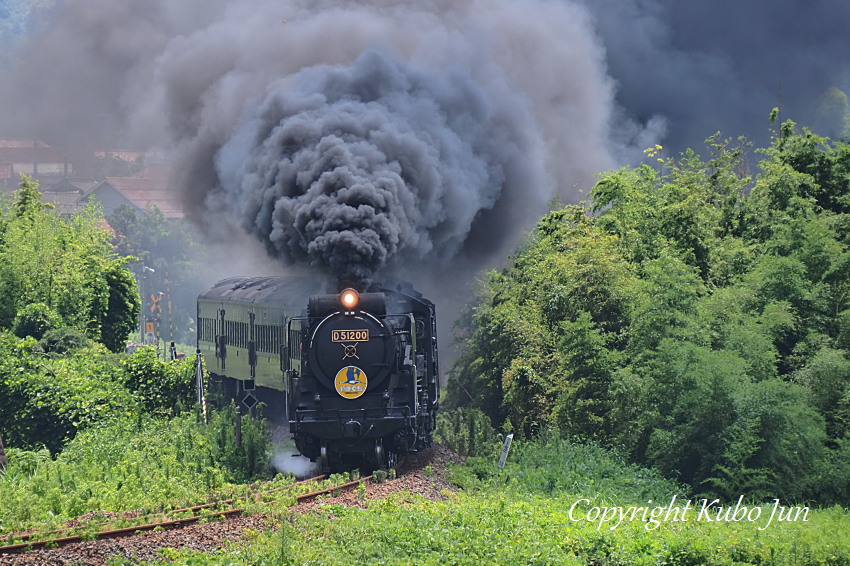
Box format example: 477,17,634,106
340,288,360,310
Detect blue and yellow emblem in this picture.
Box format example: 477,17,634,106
334,365,368,399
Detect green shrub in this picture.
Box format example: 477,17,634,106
12,302,61,340
206,402,272,482
435,407,500,457
37,327,91,355
0,332,134,452
119,347,196,415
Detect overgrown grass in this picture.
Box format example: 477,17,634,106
112,435,850,565
3,407,845,564
0,406,273,537
187,494,847,566
452,433,683,502
6,413,846,565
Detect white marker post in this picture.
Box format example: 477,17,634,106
498,433,514,469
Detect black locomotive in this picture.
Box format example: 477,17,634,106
197,277,439,471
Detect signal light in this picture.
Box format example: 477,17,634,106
340,288,360,309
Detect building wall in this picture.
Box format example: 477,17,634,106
11,161,70,176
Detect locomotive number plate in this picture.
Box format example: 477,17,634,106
332,329,369,342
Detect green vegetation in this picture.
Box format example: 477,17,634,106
0,176,140,351
0,326,204,452
434,407,500,458
90,433,849,566
0,332,132,452
447,120,850,505
11,416,845,563
0,176,269,501
0,176,274,539
0,409,272,537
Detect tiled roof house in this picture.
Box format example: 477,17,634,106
87,168,186,219
0,139,73,190
0,139,186,218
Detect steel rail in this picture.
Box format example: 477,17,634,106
0,474,330,555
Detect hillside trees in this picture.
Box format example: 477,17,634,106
107,203,204,343
0,176,140,350
0,177,230,466
447,123,850,503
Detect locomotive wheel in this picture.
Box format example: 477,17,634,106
320,441,329,473
374,439,385,470
373,439,397,471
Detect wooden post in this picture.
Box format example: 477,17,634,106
235,407,242,449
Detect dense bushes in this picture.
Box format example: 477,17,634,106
0,411,272,535
120,346,197,415
447,122,850,504
0,331,198,452
12,302,61,340
435,407,500,458
0,176,140,352
0,333,129,452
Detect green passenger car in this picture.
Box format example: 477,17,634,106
196,276,316,417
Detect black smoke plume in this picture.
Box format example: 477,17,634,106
215,49,541,288
580,0,850,152
2,0,848,289
144,0,615,289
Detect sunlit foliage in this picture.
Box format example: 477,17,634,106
447,123,850,504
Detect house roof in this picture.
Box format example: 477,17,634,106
0,146,69,164
95,176,186,218
94,150,146,162
42,190,88,215
43,178,98,193
0,140,186,218
139,165,169,179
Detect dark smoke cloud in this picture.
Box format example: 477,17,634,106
582,0,850,153
214,49,542,287
131,0,614,287
1,0,848,287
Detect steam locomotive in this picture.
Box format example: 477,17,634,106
197,276,439,471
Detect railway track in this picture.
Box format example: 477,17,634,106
0,444,460,564
0,473,362,556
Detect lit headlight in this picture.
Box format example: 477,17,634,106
340,288,359,309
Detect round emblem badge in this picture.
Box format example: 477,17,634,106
334,366,368,399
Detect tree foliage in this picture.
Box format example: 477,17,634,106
120,346,197,415
0,332,199,452
448,124,850,504
0,176,140,352
107,203,204,344
0,332,132,452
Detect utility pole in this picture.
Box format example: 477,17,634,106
136,264,155,345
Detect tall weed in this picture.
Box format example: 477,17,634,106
0,408,272,536
435,407,500,458
450,431,683,504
